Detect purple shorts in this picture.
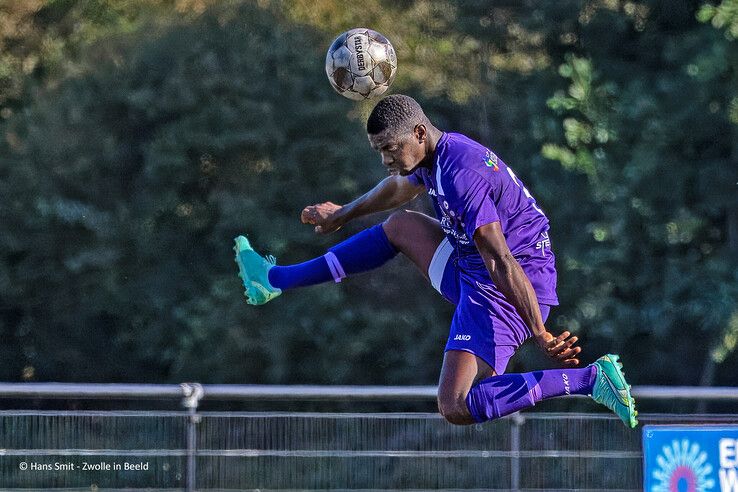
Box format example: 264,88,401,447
428,238,553,375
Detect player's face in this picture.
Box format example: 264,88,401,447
368,127,427,177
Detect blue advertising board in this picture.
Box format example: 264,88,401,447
643,425,738,492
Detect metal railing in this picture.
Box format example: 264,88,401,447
0,383,737,491
2,382,738,403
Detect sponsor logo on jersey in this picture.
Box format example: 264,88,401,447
454,334,471,341
484,150,499,171
440,215,470,245
535,232,551,256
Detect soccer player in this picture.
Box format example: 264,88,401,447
234,95,637,428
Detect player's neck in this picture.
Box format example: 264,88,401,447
419,126,443,169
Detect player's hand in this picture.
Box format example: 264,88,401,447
535,330,581,367
300,201,345,234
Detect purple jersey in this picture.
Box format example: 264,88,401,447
408,132,558,305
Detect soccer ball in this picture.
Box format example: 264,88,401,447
325,28,397,101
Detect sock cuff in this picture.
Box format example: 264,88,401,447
323,252,346,283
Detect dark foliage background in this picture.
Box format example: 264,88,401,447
0,0,736,388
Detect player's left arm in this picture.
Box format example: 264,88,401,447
473,222,581,366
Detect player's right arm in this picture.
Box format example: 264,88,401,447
301,176,424,234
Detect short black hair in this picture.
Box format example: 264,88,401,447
366,94,429,136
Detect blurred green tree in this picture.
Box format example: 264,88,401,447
541,0,738,385
0,1,453,383
0,0,735,389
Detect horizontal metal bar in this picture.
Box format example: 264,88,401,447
0,448,643,459
632,385,738,400
202,384,437,400
0,449,189,457
0,383,736,401
0,383,184,399
218,484,641,492
0,410,735,423
167,489,639,492
194,449,643,459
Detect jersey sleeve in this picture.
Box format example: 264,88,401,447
449,171,500,240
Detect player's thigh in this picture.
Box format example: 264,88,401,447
445,282,525,375
437,350,496,425
382,210,445,281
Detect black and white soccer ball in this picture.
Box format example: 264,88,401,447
325,28,397,101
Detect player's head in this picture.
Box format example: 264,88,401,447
367,94,434,176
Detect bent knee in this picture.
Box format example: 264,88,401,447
382,210,414,241
382,210,443,248
437,394,475,426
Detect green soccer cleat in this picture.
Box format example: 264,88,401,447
590,354,638,428
233,235,282,306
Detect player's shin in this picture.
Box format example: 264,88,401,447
464,367,596,423
268,224,398,290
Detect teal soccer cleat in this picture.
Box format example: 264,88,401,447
233,235,282,305
590,354,638,428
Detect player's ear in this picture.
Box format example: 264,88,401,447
414,124,427,143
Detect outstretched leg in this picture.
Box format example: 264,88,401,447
234,210,446,305
269,223,399,288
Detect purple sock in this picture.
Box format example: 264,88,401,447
464,367,596,423
528,367,597,400
268,224,398,290
267,256,332,290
